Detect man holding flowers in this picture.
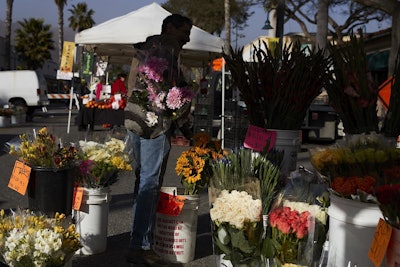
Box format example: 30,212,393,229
124,14,194,266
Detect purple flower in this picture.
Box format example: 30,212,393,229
138,56,168,83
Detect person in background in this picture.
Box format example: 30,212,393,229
111,73,127,96
95,77,106,101
124,13,193,266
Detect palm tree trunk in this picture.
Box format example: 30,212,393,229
5,0,14,70
224,0,230,55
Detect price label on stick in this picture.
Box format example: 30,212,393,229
8,160,31,195
72,187,84,211
368,218,392,267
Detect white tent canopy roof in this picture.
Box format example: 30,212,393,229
74,2,224,66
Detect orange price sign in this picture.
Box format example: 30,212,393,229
369,218,392,267
156,192,186,216
72,187,84,211
8,160,31,195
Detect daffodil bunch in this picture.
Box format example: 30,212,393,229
0,209,81,267
175,132,225,195
78,137,132,188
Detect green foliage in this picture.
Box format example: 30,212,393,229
14,18,55,70
68,2,95,32
327,33,380,134
223,41,331,130
162,0,254,35
382,48,400,137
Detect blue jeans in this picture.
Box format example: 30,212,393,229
128,131,171,250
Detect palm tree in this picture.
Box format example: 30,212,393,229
5,0,14,70
68,2,95,32
14,18,55,70
54,0,67,66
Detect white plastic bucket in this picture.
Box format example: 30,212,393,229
387,227,400,266
154,187,199,263
327,193,384,267
270,129,301,176
75,187,111,255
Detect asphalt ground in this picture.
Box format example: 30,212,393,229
0,107,318,267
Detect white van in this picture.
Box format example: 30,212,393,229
0,70,50,119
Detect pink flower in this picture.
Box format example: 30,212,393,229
166,87,184,109
139,56,168,83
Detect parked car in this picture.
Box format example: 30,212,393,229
0,70,50,120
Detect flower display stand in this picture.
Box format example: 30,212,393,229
387,227,400,266
327,193,383,267
27,167,76,216
153,187,200,263
75,187,111,255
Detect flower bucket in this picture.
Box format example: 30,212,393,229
0,116,11,127
386,227,400,266
327,193,383,267
28,166,76,216
11,114,26,124
269,129,301,176
75,187,111,255
153,187,200,263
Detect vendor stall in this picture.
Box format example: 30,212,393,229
76,106,124,130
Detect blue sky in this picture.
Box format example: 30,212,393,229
0,0,391,48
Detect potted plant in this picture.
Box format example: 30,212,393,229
75,134,132,255
0,209,81,267
310,133,400,266
222,41,331,175
381,48,400,138
9,127,80,216
175,132,225,195
326,33,380,135
0,107,13,127
209,148,281,267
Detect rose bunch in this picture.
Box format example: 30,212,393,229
268,205,311,266
210,189,262,229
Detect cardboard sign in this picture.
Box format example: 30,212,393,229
156,191,186,216
72,187,84,211
369,218,392,267
244,125,277,152
8,160,31,195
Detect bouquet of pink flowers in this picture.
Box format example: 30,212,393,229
132,55,195,125
268,206,310,265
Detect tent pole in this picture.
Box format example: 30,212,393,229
221,58,225,149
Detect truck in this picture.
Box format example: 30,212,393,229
0,70,50,120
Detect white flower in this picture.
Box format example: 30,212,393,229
210,189,262,229
145,112,158,127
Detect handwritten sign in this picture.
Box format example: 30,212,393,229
244,125,277,152
72,187,84,211
156,192,186,216
369,218,392,267
8,160,31,195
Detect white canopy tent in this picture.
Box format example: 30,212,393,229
73,2,227,143
74,2,224,67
